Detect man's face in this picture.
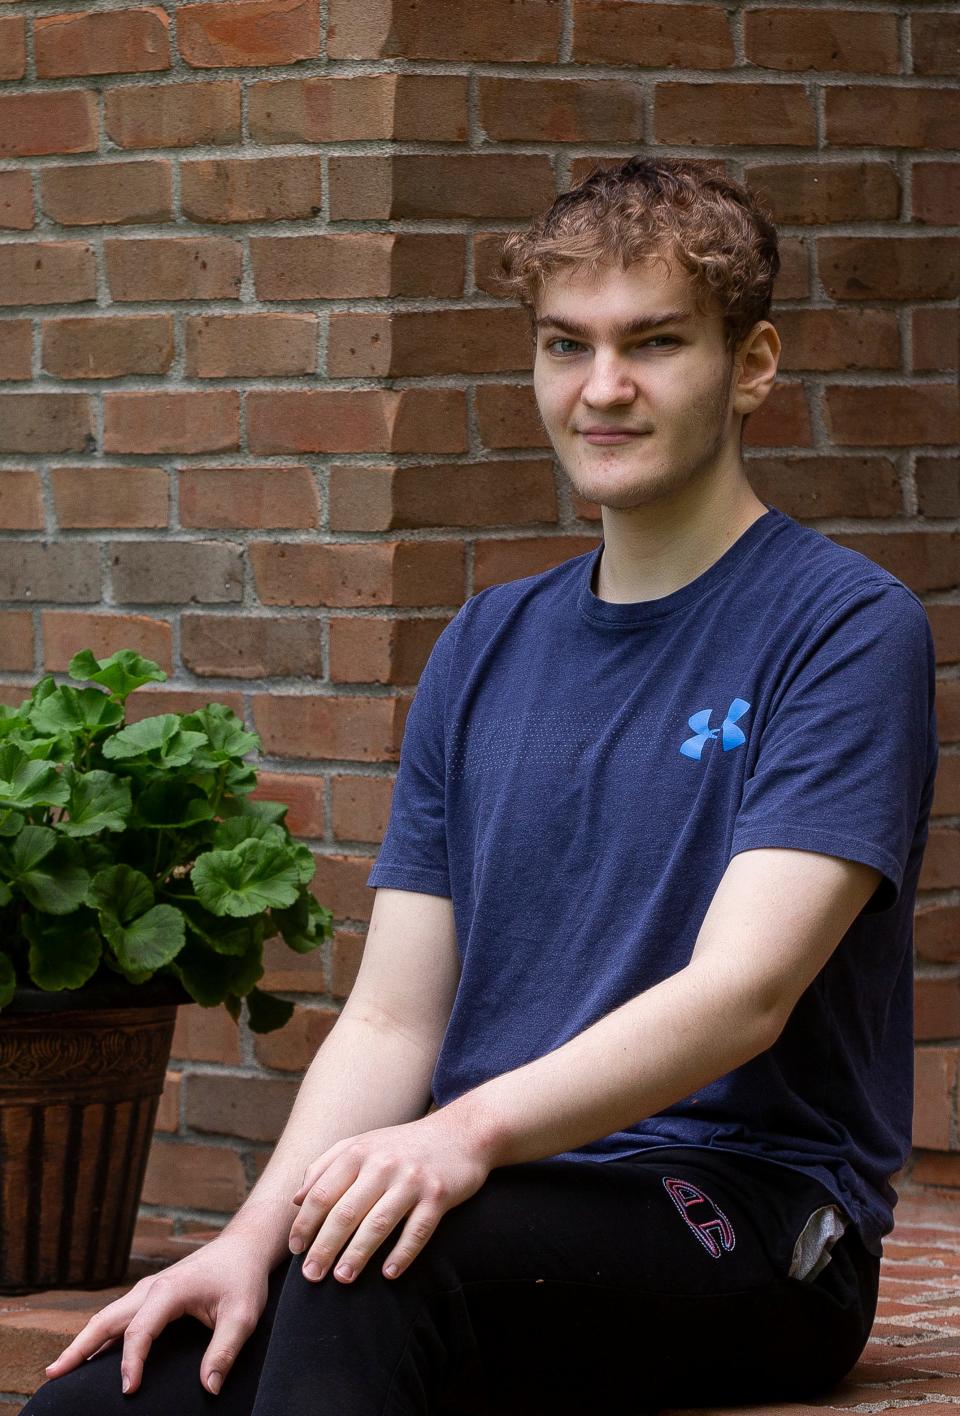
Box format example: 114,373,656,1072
532,256,741,512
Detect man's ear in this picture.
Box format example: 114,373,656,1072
732,320,781,419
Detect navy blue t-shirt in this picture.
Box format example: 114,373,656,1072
367,503,939,1256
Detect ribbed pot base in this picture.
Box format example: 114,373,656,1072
0,1000,178,1293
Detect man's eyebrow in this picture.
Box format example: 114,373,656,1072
534,310,692,338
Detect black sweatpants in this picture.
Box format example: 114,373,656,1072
23,1146,881,1415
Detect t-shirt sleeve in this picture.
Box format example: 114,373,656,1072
730,582,938,914
365,611,462,898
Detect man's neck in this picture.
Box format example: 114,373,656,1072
591,475,769,605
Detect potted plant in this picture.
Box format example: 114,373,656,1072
0,649,331,1293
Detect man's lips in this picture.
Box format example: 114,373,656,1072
579,429,651,443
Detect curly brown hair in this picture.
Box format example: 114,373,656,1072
496,155,780,352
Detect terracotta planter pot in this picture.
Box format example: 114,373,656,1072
0,975,190,1294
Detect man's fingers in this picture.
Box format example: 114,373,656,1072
199,1303,261,1396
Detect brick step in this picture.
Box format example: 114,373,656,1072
4,1189,960,1413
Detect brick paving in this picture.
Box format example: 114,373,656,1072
2,1190,960,1413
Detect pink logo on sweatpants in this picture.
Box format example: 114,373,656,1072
662,1177,736,1258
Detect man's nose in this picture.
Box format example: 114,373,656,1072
580,352,636,406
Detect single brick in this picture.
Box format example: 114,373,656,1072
246,388,467,455
917,456,960,519
572,2,734,67
185,313,317,377
0,542,99,602
42,609,173,671
103,391,240,454
0,241,96,307
834,531,959,595
328,154,555,220
0,469,43,529
475,384,549,449
260,929,327,991
744,7,899,73
330,773,391,843
328,459,557,531
51,466,169,528
0,393,93,453
105,236,243,301
253,1003,337,1072
0,171,33,231
0,90,97,158
327,0,562,61
181,613,323,677
741,381,812,449
826,86,960,148
252,693,400,763
178,0,319,67
478,76,645,143
42,315,174,379
250,232,463,299
0,320,32,381
773,237,811,300
745,161,900,225
184,1073,297,1143
913,309,958,373
746,455,901,521
825,385,959,447
143,1140,246,1213
328,612,450,684
0,15,25,79
913,163,960,226
774,308,900,372
249,73,468,142
0,611,34,671
250,769,326,838
912,12,960,76
327,308,532,377
819,237,960,301
104,80,241,149
35,7,170,77
110,540,244,604
250,539,465,608
181,155,322,223
179,465,320,529
41,160,173,227
655,83,815,146
172,1004,243,1065
473,534,600,593
912,1047,957,1147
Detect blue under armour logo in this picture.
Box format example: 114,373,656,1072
680,698,751,762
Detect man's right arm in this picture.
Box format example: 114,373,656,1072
221,886,461,1270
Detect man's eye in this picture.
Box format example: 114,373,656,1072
547,338,581,355
644,336,679,348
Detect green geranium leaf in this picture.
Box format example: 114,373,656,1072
102,715,207,769
213,816,287,852
181,906,259,957
170,938,263,1008
0,809,24,838
86,864,153,924
290,843,315,887
103,904,185,981
244,986,294,1034
0,745,69,812
271,892,330,954
219,795,288,827
28,685,122,738
57,767,132,838
181,704,260,765
0,954,15,1010
24,915,102,991
3,826,90,914
69,649,168,701
8,731,74,764
136,778,215,829
191,838,302,918
0,704,31,742
0,881,11,907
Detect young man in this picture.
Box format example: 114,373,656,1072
32,158,937,1415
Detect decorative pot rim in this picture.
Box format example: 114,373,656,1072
3,973,193,1015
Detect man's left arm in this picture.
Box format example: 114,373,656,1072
448,846,882,1168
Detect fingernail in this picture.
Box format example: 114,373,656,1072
335,1262,353,1281
289,1236,303,1253
208,1371,222,1395
122,1374,130,1394
384,1263,398,1277
303,1261,322,1280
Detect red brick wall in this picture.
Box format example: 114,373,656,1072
0,0,956,1223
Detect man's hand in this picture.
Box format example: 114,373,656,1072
288,1108,491,1285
